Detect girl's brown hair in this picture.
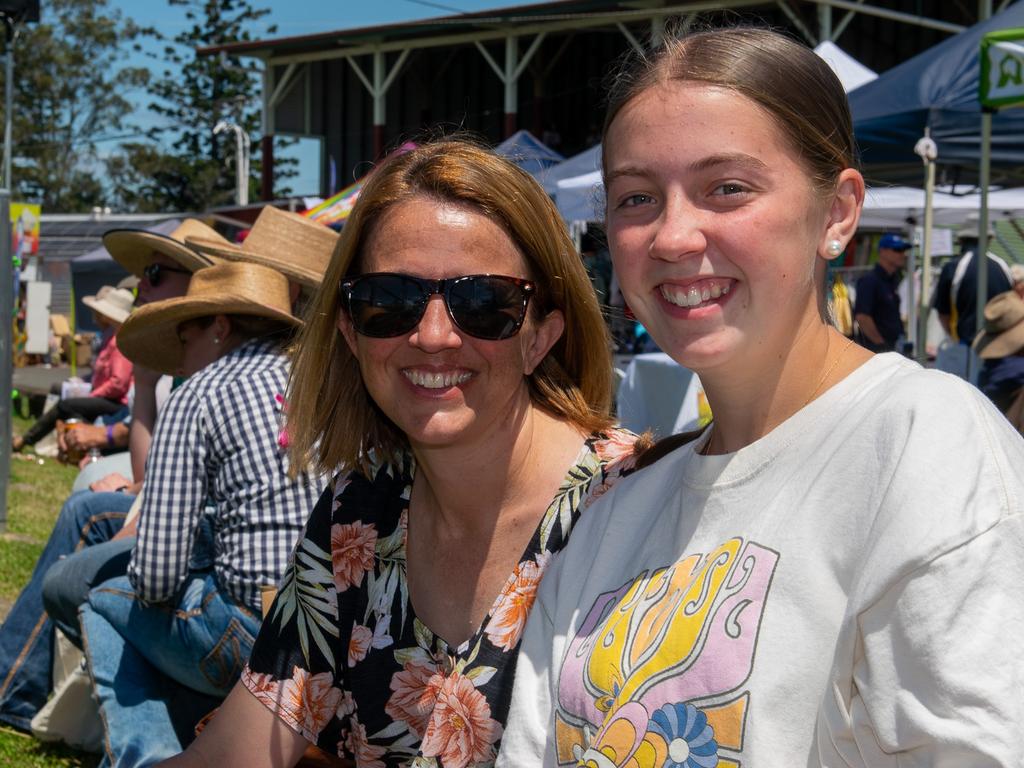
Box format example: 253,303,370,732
287,139,615,476
602,26,858,195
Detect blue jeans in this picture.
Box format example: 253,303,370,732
42,511,217,651
0,490,133,730
42,537,136,649
81,572,259,768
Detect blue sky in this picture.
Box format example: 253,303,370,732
102,0,543,197
114,0,542,36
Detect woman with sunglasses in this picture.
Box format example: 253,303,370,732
165,140,641,768
497,28,1024,767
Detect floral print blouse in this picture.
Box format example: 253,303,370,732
242,429,639,768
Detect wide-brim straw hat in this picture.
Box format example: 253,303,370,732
185,205,338,289
973,290,1024,359
104,218,228,277
117,262,299,376
82,287,135,325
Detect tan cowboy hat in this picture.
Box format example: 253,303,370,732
973,290,1024,359
103,218,228,277
82,286,135,325
185,205,338,289
117,262,299,376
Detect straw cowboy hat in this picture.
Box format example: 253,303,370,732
82,286,135,325
117,262,299,376
185,205,338,289
973,290,1024,359
103,218,229,277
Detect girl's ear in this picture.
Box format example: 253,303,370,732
818,168,865,261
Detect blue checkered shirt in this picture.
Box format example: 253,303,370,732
127,338,324,612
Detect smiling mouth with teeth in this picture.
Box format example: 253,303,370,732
403,370,473,389
659,280,732,309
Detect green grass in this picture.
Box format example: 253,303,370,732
0,729,99,767
0,414,99,766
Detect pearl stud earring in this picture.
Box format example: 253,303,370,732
827,239,843,257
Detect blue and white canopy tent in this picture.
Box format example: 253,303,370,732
849,1,1024,185
848,2,1024,366
536,143,601,197
494,130,564,176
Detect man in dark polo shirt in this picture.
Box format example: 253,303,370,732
933,227,1013,345
855,233,909,352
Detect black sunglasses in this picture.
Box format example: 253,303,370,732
340,273,536,340
143,262,190,286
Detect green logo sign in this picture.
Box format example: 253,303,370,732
980,29,1024,109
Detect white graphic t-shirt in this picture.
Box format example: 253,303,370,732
497,353,1024,767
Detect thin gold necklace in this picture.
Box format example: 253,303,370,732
803,336,855,407
698,336,856,456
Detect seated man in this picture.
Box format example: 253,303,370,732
77,263,327,767
973,290,1024,434
45,210,338,650
12,287,135,452
0,219,223,730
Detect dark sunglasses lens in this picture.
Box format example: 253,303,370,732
346,275,427,337
448,277,527,340
143,264,162,286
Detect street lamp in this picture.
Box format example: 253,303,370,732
913,129,938,365
214,120,251,207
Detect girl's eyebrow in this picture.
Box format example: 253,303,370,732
605,153,769,184
603,165,652,186
690,153,769,174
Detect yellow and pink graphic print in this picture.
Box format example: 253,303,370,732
554,538,778,767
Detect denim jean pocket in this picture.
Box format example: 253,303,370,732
198,618,255,694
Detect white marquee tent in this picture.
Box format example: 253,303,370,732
812,41,878,93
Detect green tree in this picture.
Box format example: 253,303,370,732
0,0,148,211
107,0,282,212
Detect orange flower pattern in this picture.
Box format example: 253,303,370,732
385,661,443,737
331,521,377,591
486,553,550,652
242,666,342,743
244,430,639,765
349,624,373,667
345,716,388,768
420,674,504,768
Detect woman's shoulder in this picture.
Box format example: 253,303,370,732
583,427,648,472
324,452,414,525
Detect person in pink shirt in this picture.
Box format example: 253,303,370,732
13,286,135,451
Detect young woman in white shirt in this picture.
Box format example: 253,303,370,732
498,27,1024,767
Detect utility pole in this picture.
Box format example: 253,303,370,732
0,1,39,533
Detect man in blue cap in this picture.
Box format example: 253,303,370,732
854,233,910,353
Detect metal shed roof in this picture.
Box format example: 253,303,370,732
199,0,973,62
39,215,179,264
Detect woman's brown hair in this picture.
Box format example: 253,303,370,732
287,139,615,476
602,26,858,195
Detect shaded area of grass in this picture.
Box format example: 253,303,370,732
2,413,100,766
